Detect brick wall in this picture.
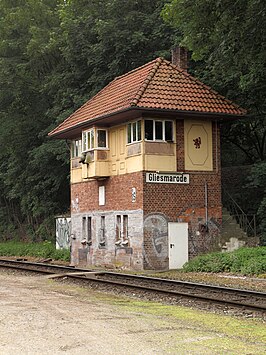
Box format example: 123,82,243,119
143,121,222,267
71,171,144,213
70,120,223,270
70,172,144,269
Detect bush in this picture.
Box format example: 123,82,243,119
0,241,70,262
182,247,266,275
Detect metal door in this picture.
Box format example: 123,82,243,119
168,222,188,269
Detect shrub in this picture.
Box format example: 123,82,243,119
0,241,70,262
183,247,266,275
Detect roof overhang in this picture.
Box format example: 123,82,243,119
49,107,246,140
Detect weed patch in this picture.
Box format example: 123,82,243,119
0,241,70,261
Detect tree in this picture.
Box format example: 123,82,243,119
0,0,69,240
162,0,266,240
162,0,266,163
0,0,178,240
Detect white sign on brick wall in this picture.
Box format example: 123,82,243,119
146,172,189,184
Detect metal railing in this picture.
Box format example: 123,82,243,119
222,190,257,238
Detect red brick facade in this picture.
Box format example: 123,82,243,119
70,120,222,270
71,171,144,213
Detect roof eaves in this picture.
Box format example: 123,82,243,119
48,106,138,138
50,105,246,139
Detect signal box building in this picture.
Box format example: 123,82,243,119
49,50,245,270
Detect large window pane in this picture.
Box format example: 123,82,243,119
132,122,137,141
127,123,131,143
155,121,163,140
145,120,153,140
137,121,141,141
73,139,82,157
165,121,173,141
87,131,91,150
98,130,107,147
91,130,94,149
82,132,87,151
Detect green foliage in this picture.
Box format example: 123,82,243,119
0,240,70,261
162,0,266,163
247,162,266,241
0,0,70,239
162,0,266,240
0,0,176,240
183,247,266,275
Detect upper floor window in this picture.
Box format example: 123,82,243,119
144,120,173,142
127,120,141,144
97,129,107,148
82,128,108,152
71,139,82,158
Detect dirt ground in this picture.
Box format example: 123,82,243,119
0,271,265,355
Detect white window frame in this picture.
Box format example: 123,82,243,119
71,139,82,158
144,119,173,142
127,120,142,144
82,128,108,152
96,129,108,149
82,129,94,152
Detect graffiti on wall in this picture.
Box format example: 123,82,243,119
55,217,71,250
143,213,168,269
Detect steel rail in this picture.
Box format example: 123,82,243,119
0,258,86,274
0,258,265,312
104,272,266,298
65,273,266,312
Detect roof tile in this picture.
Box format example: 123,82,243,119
49,57,246,137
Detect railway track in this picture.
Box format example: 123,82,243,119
0,258,265,314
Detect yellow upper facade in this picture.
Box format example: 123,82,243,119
70,118,213,183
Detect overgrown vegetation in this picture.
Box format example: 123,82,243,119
0,241,70,261
182,247,266,275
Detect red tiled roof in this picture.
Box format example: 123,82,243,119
49,57,246,137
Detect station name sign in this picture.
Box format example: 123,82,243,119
146,172,190,184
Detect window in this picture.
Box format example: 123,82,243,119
99,186,105,206
82,129,94,152
99,216,106,246
87,217,92,244
82,128,108,152
144,120,173,141
82,216,92,245
127,120,142,144
71,139,82,158
116,215,121,241
123,215,128,240
165,121,173,141
97,130,107,148
115,214,129,246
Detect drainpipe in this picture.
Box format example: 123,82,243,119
205,181,208,229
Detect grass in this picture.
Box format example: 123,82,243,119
182,246,266,275
50,281,266,354
0,241,70,261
